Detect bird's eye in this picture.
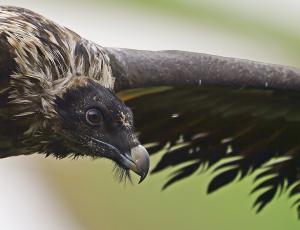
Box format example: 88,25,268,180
85,108,103,126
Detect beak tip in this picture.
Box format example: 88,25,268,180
138,173,147,184
131,145,150,183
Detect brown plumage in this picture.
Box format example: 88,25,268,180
0,6,149,182
2,5,300,217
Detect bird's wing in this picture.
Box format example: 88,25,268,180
107,48,300,217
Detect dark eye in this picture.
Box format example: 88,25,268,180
85,108,103,126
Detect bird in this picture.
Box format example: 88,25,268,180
2,5,300,217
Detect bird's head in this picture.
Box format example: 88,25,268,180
46,77,149,182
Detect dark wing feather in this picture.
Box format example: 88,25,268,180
122,86,300,216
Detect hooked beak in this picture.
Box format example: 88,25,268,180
120,145,150,183
88,136,149,183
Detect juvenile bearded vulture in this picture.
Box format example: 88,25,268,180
1,6,300,216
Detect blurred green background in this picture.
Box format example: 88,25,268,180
2,0,300,229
